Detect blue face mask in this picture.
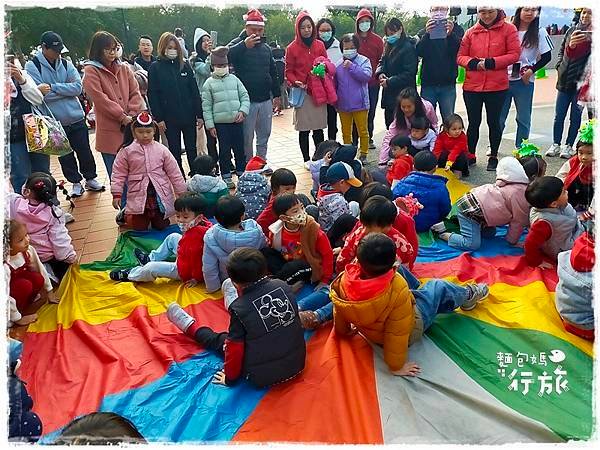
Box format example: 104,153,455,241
343,49,358,59
319,31,332,42
386,35,399,45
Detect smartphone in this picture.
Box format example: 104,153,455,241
6,54,15,63
511,61,522,79
260,36,267,45
580,30,593,40
210,30,218,45
430,18,448,40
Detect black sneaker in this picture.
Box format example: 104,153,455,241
134,248,150,266
115,208,126,225
368,139,376,150
468,158,477,166
110,268,131,282
486,157,498,172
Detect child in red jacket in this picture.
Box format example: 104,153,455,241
110,193,212,286
257,168,299,235
433,113,470,178
386,134,414,188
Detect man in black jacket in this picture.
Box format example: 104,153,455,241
417,7,464,121
228,9,281,162
134,35,157,72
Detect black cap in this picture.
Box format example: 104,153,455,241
331,144,358,164
41,31,64,52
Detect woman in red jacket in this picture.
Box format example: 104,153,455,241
285,12,329,165
457,8,520,172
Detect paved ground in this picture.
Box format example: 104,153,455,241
52,70,568,264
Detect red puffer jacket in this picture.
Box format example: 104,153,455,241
177,217,213,282
307,56,337,106
285,12,328,87
457,11,520,92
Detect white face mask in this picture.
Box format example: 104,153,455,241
214,66,229,77
343,49,357,59
358,21,371,33
166,49,178,60
116,46,123,59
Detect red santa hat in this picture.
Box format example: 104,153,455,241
570,232,595,272
243,9,266,27
245,156,270,173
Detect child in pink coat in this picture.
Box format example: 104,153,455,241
111,112,187,231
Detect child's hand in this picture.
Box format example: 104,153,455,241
234,112,245,123
112,198,121,210
387,160,394,167
157,121,167,133
212,370,228,386
184,279,199,288
391,361,421,377
332,247,342,257
445,162,453,170
538,261,554,270
342,60,352,69
299,310,320,329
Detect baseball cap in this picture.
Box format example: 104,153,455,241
326,162,363,188
41,31,64,52
331,144,358,164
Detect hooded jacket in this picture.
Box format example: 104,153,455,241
191,28,212,92
25,52,84,126
285,12,329,88
470,156,531,244
331,263,415,372
457,11,521,92
147,57,203,125
236,172,271,220
355,9,385,86
8,193,76,264
227,30,281,102
392,172,452,232
187,174,229,217
82,60,146,154
307,56,337,106
335,54,372,112
202,72,250,129
376,35,418,109
202,219,267,292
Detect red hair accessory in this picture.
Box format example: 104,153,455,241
34,180,45,189
136,111,153,126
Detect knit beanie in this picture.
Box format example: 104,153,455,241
211,46,229,65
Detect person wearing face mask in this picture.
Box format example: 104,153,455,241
317,18,343,141
376,18,418,129
148,32,204,176
353,8,384,152
335,34,372,161
82,31,146,178
26,31,105,197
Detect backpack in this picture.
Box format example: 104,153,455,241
32,55,68,75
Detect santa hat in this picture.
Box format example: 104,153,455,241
245,156,270,173
570,232,595,272
243,9,266,26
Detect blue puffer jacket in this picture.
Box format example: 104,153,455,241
236,172,271,220
392,171,451,232
202,219,267,292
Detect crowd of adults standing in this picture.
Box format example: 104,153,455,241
6,6,593,194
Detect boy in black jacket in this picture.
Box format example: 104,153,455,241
167,247,306,387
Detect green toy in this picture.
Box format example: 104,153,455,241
311,63,325,78
513,140,541,158
579,119,595,144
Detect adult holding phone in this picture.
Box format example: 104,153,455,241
499,7,553,151
457,7,520,171
546,7,592,159
228,9,281,164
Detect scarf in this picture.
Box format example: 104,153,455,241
564,157,593,189
301,36,314,48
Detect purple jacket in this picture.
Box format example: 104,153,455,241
334,54,372,113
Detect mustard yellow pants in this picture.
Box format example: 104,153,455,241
339,109,369,156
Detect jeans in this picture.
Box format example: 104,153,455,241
463,90,508,158
216,122,246,177
553,90,583,146
448,212,482,250
297,286,333,323
9,140,50,192
421,84,457,121
101,153,116,179
499,80,535,148
339,110,369,155
326,104,338,140
59,119,98,183
149,233,181,261
299,129,324,162
165,121,197,175
128,261,180,282
352,85,380,141
243,100,273,160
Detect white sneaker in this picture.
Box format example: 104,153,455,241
461,284,489,311
486,146,492,157
560,144,575,159
221,278,238,310
431,222,446,233
304,161,311,170
545,143,561,157
166,303,195,333
70,182,84,197
63,212,75,224
85,178,105,191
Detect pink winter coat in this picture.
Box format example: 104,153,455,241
470,157,531,245
307,56,337,106
457,12,520,92
111,140,187,218
9,193,76,264
378,98,438,166
82,60,146,155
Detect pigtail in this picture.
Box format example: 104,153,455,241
26,173,74,220
57,180,75,214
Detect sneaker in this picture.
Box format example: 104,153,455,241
368,140,376,150
109,268,131,282
64,212,75,224
222,278,238,310
486,157,498,172
303,161,311,170
560,144,575,159
115,208,126,225
85,178,105,192
486,146,492,157
468,157,476,166
134,248,150,266
461,283,489,311
167,303,195,333
545,143,561,157
70,182,84,197
359,154,367,164
431,222,446,233
224,177,235,189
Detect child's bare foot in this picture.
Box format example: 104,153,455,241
47,291,60,304
15,314,38,326
439,232,451,242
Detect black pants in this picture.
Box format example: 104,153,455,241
205,126,219,167
261,248,312,285
567,178,594,211
327,213,358,248
384,107,396,129
299,129,325,162
326,104,338,141
437,151,470,177
352,84,380,142
215,123,246,177
193,327,227,356
58,120,98,183
463,90,508,159
165,121,197,175
47,259,71,282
